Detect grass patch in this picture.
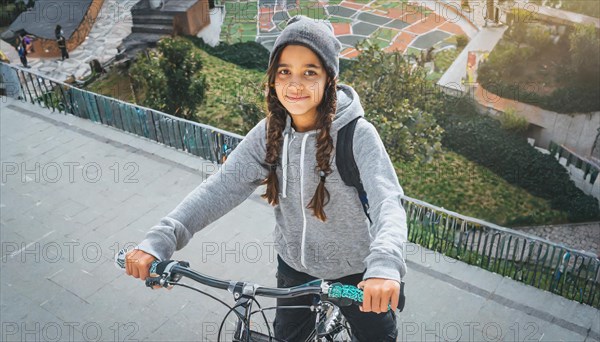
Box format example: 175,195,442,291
222,1,257,43
225,1,257,20
366,37,391,49
222,21,257,44
327,16,353,23
189,47,264,134
433,48,459,73
425,70,443,82
405,46,421,57
85,68,135,103
373,27,398,41
395,149,568,227
370,0,407,9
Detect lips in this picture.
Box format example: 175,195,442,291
286,95,309,101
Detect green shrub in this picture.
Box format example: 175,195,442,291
456,34,469,49
339,58,358,76
433,49,459,73
527,24,553,53
499,107,528,133
235,94,266,133
189,38,270,71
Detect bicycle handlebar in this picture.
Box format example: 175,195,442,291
115,248,404,310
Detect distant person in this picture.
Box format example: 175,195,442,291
55,25,64,40
16,37,29,68
17,32,33,68
54,25,69,61
20,32,32,54
57,35,69,61
17,44,28,68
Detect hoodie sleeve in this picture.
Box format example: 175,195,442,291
136,119,270,261
352,119,408,283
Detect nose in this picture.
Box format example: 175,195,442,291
290,81,304,91
284,80,306,98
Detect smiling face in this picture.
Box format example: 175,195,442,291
274,44,329,129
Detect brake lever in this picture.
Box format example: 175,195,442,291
145,276,164,288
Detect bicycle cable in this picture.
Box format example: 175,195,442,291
250,305,314,315
218,301,249,342
170,282,245,321
250,297,274,342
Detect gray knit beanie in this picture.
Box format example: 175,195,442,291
269,15,342,78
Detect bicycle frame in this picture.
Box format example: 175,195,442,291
229,290,351,342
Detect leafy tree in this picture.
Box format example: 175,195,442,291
130,37,208,120
569,23,600,88
235,91,266,134
341,41,444,162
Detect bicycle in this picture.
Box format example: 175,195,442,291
115,249,404,342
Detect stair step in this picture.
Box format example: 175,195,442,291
132,24,173,35
132,16,173,25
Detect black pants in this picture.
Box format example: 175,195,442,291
273,255,398,342
60,47,69,60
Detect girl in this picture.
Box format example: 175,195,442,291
126,15,408,341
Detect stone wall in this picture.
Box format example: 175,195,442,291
517,221,600,256
473,85,600,160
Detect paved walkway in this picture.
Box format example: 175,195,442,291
1,0,138,82
1,96,599,341
437,25,507,90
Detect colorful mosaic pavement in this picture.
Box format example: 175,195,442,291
222,0,469,59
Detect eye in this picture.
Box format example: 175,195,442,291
305,70,317,76
278,69,290,75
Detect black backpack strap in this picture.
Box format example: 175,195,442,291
336,117,372,224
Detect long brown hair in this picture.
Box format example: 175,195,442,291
260,43,338,222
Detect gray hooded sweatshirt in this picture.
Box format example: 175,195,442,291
137,83,408,282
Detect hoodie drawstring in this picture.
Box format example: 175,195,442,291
299,132,313,268
282,132,289,198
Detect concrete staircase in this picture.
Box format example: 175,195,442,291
131,13,174,34
118,0,210,60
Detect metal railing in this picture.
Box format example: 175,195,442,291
401,195,600,308
0,62,243,164
2,62,598,308
549,141,600,186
